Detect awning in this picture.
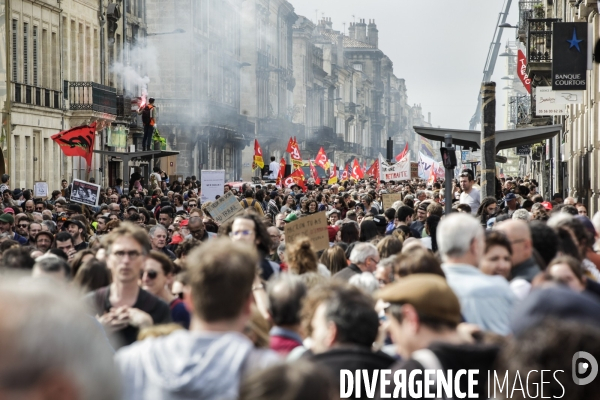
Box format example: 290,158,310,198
94,149,180,162
413,125,562,152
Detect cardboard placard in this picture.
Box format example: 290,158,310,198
34,181,48,198
284,212,329,252
70,179,101,206
382,193,402,211
204,190,244,225
410,162,418,179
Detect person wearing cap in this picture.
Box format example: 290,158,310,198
378,274,500,398
458,171,480,216
126,205,138,217
64,220,89,251
0,213,27,245
502,192,520,217
410,202,428,237
35,230,54,253
327,209,340,226
437,213,515,335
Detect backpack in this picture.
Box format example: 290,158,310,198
242,199,257,209
141,105,152,124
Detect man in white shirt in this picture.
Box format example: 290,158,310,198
268,156,280,180
459,171,480,215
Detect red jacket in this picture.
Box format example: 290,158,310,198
270,334,302,355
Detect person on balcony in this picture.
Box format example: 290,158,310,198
138,98,156,151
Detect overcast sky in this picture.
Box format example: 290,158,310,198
293,0,519,130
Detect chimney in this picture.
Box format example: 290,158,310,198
356,19,367,43
325,17,333,30
348,22,356,39
337,33,344,60
368,19,378,48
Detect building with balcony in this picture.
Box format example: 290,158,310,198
146,0,252,181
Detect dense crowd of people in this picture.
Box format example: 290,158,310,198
0,168,600,400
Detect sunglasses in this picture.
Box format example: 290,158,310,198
142,270,158,279
18,224,29,228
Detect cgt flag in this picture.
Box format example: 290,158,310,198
309,161,321,185
51,122,96,171
328,163,338,185
286,137,302,168
366,159,379,181
351,159,364,180
276,157,286,186
314,147,330,170
284,168,306,191
340,164,349,182
253,139,264,170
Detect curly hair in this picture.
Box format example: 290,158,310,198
285,236,318,275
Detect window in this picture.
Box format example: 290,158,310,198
11,19,17,82
23,23,29,84
33,26,38,86
353,63,363,71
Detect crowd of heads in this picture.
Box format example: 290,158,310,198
1,170,600,400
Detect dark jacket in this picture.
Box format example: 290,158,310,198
511,256,541,282
383,342,500,399
308,347,395,400
333,263,362,282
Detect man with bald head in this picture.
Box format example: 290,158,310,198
187,216,215,242
494,219,541,298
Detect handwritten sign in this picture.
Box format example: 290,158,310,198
382,193,402,211
204,191,244,224
284,212,329,252
380,157,410,182
34,181,48,198
201,170,225,203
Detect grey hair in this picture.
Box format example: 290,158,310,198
547,213,573,229
512,209,531,221
0,276,120,399
437,213,483,262
349,272,379,295
149,224,167,237
41,220,57,235
349,243,379,265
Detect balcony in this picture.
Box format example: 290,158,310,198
67,81,117,115
526,18,560,77
518,1,543,42
116,94,133,125
509,95,532,127
12,83,61,110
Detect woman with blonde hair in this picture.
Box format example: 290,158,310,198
319,245,347,274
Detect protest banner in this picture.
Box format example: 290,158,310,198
204,190,244,225
382,193,402,211
70,179,101,206
379,156,410,182
284,212,329,252
201,170,225,203
34,182,48,198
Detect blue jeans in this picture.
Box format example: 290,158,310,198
142,124,154,150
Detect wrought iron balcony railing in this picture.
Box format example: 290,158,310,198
12,82,61,109
527,18,561,64
66,81,117,115
518,1,542,38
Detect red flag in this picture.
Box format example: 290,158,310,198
276,157,286,186
309,161,321,185
328,163,338,185
253,139,264,170
351,159,364,180
283,168,306,191
517,48,532,94
286,137,302,168
341,164,349,182
366,159,379,181
395,143,409,162
51,122,96,171
427,166,437,186
314,147,330,170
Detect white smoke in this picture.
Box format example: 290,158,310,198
110,41,159,102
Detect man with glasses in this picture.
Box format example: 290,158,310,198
34,230,54,253
0,214,27,245
494,219,541,299
333,243,380,282
187,216,214,242
275,213,286,230
87,223,171,349
149,225,176,261
15,217,30,240
187,200,198,209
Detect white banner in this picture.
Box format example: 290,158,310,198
201,170,225,203
418,152,437,180
379,154,410,181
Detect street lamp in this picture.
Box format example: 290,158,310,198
147,28,185,37
499,52,517,57
499,23,518,28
